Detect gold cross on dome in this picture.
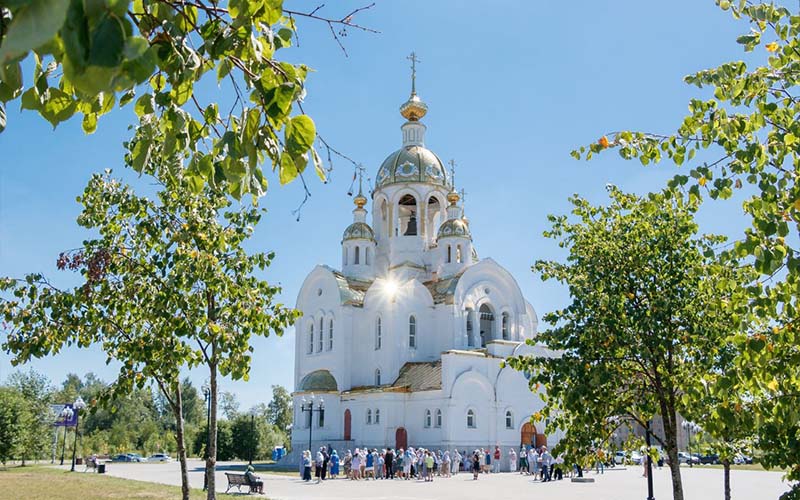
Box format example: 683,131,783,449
407,51,421,95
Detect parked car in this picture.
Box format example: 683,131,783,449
630,451,644,465
734,453,753,465
127,453,144,462
147,453,172,462
697,454,719,465
614,451,627,464
677,452,700,465
112,454,133,462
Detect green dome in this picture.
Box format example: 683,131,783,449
376,145,448,188
343,222,375,242
299,370,338,391
437,219,470,239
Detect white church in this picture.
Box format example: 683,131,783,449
289,59,560,468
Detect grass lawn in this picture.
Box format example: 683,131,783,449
0,466,246,500
692,463,786,472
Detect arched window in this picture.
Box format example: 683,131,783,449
343,247,347,265
435,409,442,428
466,309,474,347
354,246,360,264
409,315,416,348
318,317,324,352
305,408,312,428
426,196,441,240
380,199,389,238
502,312,509,340
375,368,381,386
318,407,325,428
447,245,451,263
307,322,314,354
375,317,382,350
398,194,418,236
328,319,334,350
466,409,476,429
479,304,494,347
366,409,372,425
456,245,462,263
365,247,371,265
425,409,432,428
375,409,381,424
505,410,513,429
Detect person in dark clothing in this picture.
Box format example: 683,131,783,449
385,449,394,479
322,449,330,480
472,452,481,480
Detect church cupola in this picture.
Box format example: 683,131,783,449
342,181,376,280
437,187,473,277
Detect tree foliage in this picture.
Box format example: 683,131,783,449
508,188,751,500
0,0,374,195
266,384,292,433
571,2,800,494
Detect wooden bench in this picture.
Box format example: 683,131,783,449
225,473,258,494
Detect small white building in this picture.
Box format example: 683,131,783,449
289,76,561,469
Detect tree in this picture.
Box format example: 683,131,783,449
2,166,299,499
266,385,292,433
219,391,240,420
508,187,749,500
0,0,375,196
0,387,28,466
571,3,800,495
7,369,54,464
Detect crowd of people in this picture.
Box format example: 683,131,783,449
299,444,569,483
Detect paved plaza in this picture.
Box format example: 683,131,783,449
81,459,791,500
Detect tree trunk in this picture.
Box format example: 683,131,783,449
657,400,685,500
206,357,218,500
173,381,190,500
723,458,731,500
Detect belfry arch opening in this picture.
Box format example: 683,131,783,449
398,194,418,236
479,303,494,347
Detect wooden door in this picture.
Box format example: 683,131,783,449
395,427,408,450
344,409,351,441
521,422,535,447
535,433,547,448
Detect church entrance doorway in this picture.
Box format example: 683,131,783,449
521,422,548,448
479,304,494,347
344,409,352,441
395,427,408,450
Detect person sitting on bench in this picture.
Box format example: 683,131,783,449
245,465,264,494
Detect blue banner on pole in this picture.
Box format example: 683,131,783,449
52,403,77,427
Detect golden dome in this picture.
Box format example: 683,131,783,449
354,193,367,208
446,190,460,204
400,93,428,121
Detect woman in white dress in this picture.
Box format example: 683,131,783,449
509,448,517,473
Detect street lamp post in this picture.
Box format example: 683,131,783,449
70,397,86,472
249,413,255,466
682,421,701,468
645,420,655,500
299,395,325,453
202,383,211,491
59,406,73,466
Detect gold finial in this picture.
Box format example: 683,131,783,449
353,164,367,208
400,51,428,121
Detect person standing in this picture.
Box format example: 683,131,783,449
554,454,564,480
519,446,528,474
425,451,435,482
330,450,340,478
493,446,501,473
303,450,313,482
321,447,330,480
528,447,538,477
351,449,361,480
472,451,481,480
442,450,451,478
509,448,517,473
315,448,324,483
540,446,553,482
452,449,461,475
385,448,394,479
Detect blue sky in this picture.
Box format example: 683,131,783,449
0,1,757,408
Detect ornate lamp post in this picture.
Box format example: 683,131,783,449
682,420,701,467
202,382,211,491
299,395,325,453
70,396,86,472
59,406,73,466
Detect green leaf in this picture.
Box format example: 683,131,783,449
20,87,41,111
88,14,126,67
82,112,97,133
0,0,70,64
41,88,76,127
134,93,154,117
284,115,315,157
278,152,297,185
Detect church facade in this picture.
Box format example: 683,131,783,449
290,67,560,468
